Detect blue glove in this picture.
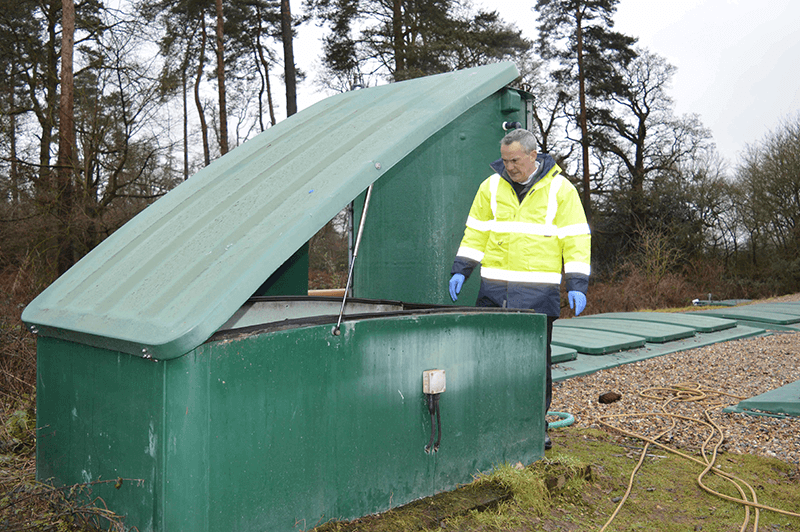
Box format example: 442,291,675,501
449,274,465,302
568,291,586,316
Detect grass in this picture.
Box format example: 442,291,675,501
312,427,800,532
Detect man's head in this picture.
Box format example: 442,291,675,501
500,129,538,183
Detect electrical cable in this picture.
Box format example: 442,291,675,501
424,394,442,453
425,394,437,453
434,394,441,451
596,382,800,532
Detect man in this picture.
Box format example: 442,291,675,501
448,128,591,450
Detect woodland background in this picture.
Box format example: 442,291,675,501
2,0,800,395
1,2,799,527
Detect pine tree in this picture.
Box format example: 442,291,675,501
535,0,636,223
307,0,529,86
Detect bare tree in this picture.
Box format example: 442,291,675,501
514,52,574,169
254,3,277,129
195,17,211,165
732,114,800,267
591,49,711,229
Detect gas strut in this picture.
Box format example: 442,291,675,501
333,183,374,336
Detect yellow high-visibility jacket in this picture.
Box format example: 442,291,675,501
452,154,590,315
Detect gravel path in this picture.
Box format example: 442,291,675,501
550,295,800,465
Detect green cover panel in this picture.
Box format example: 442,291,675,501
551,345,578,363
740,303,800,316
690,308,800,324
552,328,646,355
557,317,696,343
552,326,767,381
726,379,800,416
589,312,737,333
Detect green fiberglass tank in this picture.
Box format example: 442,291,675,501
24,63,547,532
37,303,545,531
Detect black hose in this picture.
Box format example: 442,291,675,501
425,394,442,453
434,394,441,452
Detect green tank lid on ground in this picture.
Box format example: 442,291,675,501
689,307,800,325
738,302,800,316
556,317,696,343
587,312,737,333
552,345,578,363
723,379,800,417
552,328,646,355
552,325,767,381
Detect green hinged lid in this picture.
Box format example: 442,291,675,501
22,62,520,360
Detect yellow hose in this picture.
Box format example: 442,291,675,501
596,382,800,532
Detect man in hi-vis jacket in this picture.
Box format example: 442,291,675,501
448,128,591,450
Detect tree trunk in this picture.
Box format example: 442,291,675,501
215,0,228,154
182,67,189,180
255,46,265,132
195,19,211,166
630,124,647,227
35,1,61,202
256,46,277,129
393,0,404,77
575,5,592,224
281,0,297,117
8,66,19,204
56,0,76,274
181,42,192,180
256,5,276,128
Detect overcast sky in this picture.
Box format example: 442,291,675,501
291,0,800,167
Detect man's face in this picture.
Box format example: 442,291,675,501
500,141,537,183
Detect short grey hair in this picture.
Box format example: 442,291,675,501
501,129,538,154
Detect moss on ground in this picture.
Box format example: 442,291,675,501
313,427,800,532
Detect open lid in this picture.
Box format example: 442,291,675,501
22,62,520,360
